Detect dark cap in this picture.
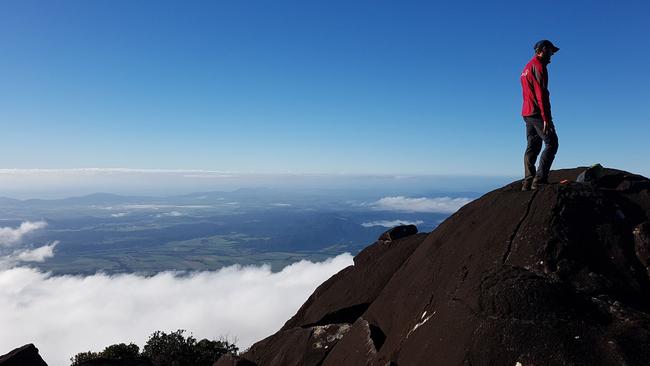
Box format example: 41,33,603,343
534,40,560,53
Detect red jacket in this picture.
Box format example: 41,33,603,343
520,55,552,122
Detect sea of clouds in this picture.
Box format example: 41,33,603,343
0,221,353,366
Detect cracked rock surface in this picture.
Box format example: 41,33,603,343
216,167,650,366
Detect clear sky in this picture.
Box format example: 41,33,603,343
1,0,648,176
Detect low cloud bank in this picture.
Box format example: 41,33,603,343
361,220,424,228
0,254,353,366
0,221,55,269
14,241,59,262
0,221,47,247
373,196,472,213
0,242,60,269
155,211,184,218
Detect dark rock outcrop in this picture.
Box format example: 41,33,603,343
378,224,418,242
223,167,650,366
0,344,48,366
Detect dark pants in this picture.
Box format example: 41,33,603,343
523,115,559,181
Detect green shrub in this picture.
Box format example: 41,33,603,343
70,351,100,366
143,329,237,366
101,343,140,360
193,338,239,365
70,343,139,365
142,330,195,366
70,330,237,366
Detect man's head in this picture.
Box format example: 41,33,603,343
534,40,559,64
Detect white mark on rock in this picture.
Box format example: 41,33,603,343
407,311,436,338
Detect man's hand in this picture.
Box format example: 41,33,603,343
543,120,555,134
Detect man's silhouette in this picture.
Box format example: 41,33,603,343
520,40,560,191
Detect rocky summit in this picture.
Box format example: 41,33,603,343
217,167,650,366
0,344,48,366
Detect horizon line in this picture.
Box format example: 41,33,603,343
0,167,517,178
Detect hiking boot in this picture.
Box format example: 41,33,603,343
531,177,549,190
521,179,532,191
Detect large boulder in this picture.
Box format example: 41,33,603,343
0,344,48,366
378,224,418,242
232,167,650,365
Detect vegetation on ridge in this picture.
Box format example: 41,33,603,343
70,329,238,366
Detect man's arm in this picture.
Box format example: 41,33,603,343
531,64,553,128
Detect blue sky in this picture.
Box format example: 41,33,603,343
1,0,648,176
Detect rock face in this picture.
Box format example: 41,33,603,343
378,224,418,242
219,167,650,366
0,344,48,366
634,221,650,276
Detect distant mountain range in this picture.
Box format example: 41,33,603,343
1,187,462,275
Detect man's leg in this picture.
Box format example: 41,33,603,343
523,118,543,184
534,123,559,181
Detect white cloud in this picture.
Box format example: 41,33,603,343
0,254,353,366
0,221,47,247
123,204,211,210
111,212,128,218
0,242,59,269
14,241,59,262
271,203,292,207
155,211,184,218
372,196,471,213
182,174,236,179
361,220,424,228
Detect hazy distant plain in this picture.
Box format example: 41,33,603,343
1,186,479,275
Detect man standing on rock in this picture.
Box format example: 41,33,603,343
520,40,560,191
